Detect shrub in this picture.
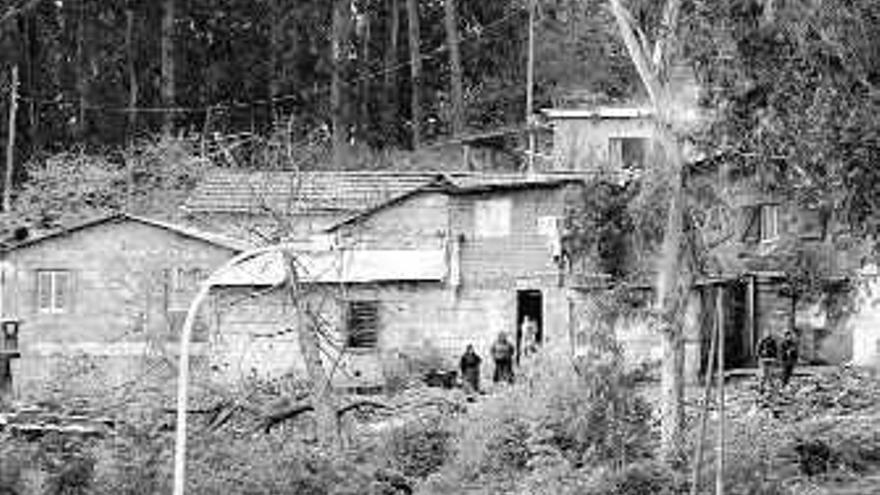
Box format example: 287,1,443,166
384,415,452,479
0,434,35,494
483,416,532,473
597,461,682,495
34,433,97,495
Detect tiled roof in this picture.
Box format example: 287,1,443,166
183,170,603,216
182,170,450,215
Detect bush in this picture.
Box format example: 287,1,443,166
384,415,453,479
596,461,682,495
34,433,97,495
483,416,532,473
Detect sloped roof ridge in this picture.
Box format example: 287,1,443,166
3,213,250,253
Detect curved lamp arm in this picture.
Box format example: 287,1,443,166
172,243,302,495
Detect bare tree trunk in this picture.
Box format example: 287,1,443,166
161,0,175,136
383,0,400,144
76,0,87,140
359,10,371,141
4,66,18,213
609,0,688,466
269,0,281,122
443,0,464,136
331,0,349,168
24,12,40,154
284,251,340,452
125,5,139,142
405,0,422,149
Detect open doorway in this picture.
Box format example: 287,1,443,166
516,290,543,363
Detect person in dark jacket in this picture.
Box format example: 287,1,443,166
756,334,778,396
491,332,515,384
459,344,482,394
779,330,799,386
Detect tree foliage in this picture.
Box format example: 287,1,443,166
683,0,880,241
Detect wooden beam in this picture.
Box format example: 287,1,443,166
716,285,725,495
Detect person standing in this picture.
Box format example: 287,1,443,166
780,330,799,387
491,332,515,384
459,344,482,394
521,316,539,358
756,333,779,397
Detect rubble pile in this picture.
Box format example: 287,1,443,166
728,366,880,421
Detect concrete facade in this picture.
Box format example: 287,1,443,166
0,215,241,395
208,182,584,387
542,107,658,172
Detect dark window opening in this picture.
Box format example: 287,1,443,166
346,300,379,349
515,290,543,363
609,137,647,169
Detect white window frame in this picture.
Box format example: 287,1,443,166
759,204,780,242
474,197,512,238
36,269,71,314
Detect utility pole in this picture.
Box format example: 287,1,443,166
525,0,536,173
4,65,19,213
715,285,725,495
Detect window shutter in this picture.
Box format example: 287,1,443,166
54,271,70,312
346,301,379,349
608,137,623,167
741,205,760,243
36,271,51,313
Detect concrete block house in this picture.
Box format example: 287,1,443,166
542,101,870,378
0,214,246,394
185,171,597,387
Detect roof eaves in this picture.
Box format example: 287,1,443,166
450,177,584,195
3,213,250,254
124,214,251,252
3,213,125,252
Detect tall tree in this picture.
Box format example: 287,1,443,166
160,0,176,135
331,0,350,168
405,0,422,149
609,0,690,465
125,2,139,140
383,0,400,146
75,0,87,140
268,0,282,121
443,0,464,136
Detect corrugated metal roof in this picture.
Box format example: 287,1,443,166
208,249,447,286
